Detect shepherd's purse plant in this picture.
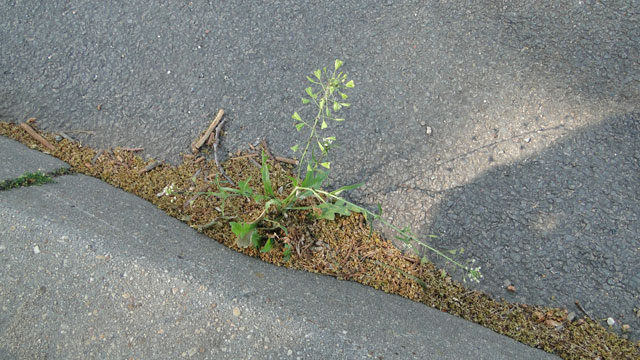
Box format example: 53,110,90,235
166,60,482,283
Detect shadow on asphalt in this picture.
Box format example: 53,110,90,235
424,112,640,340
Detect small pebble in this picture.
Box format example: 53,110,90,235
233,307,241,317
33,245,40,254
524,137,531,143
506,285,516,292
425,126,432,135
621,324,630,332
607,317,615,326
567,312,577,322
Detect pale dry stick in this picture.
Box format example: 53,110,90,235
248,157,262,169
575,300,593,319
260,139,274,159
91,150,105,165
121,147,144,152
138,161,162,174
19,123,56,151
193,109,225,152
212,118,235,185
57,131,76,142
230,153,258,161
275,156,298,165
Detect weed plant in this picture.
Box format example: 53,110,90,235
167,60,482,282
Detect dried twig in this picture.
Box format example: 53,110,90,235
138,161,162,174
121,147,144,152
19,123,56,151
229,153,258,160
275,156,298,165
91,150,105,165
248,157,262,169
193,109,224,152
58,131,76,142
213,118,235,185
260,139,273,159
575,300,592,319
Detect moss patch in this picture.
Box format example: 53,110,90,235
0,171,54,190
1,121,638,359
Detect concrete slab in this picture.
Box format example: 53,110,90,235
0,136,69,183
0,173,557,359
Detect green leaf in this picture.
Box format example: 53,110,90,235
321,120,328,129
334,118,345,122
301,97,310,104
340,103,351,107
283,244,292,262
316,200,352,220
345,80,355,88
238,177,253,198
334,59,343,71
290,144,299,152
330,182,363,196
301,169,328,188
306,87,316,99
306,76,318,84
295,123,305,131
333,102,342,112
261,150,275,197
292,112,302,121
314,69,322,80
339,92,348,100
320,162,330,169
377,203,383,216
286,175,299,187
260,238,273,253
230,222,258,248
251,231,261,248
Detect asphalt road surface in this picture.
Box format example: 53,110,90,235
1,1,638,340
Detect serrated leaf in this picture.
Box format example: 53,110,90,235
260,238,273,253
290,144,299,152
292,112,302,121
345,80,355,88
295,123,305,131
320,162,330,169
321,120,328,129
301,97,310,104
314,69,321,80
301,169,327,188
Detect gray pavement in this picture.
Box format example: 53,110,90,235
1,0,638,341
0,138,557,359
